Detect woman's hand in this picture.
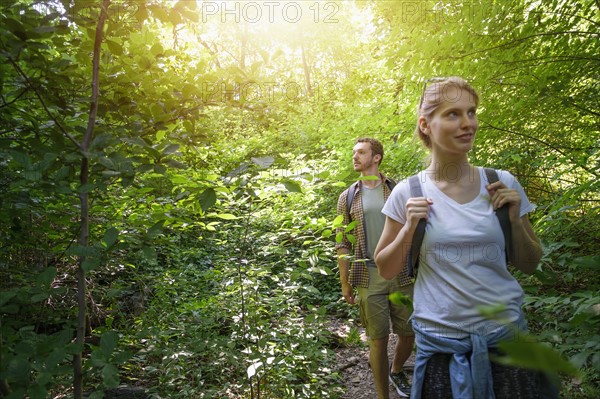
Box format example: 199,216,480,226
486,180,542,274
375,197,432,280
486,181,521,222
405,197,433,229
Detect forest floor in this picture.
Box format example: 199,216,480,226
328,318,415,399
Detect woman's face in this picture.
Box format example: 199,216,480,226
420,87,478,156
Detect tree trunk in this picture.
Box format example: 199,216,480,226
73,1,110,398
300,42,314,97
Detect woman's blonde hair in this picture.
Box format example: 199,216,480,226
414,77,479,149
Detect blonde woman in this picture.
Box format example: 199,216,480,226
375,77,558,398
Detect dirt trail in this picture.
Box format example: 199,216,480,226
330,318,415,399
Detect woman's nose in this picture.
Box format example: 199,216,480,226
461,113,474,128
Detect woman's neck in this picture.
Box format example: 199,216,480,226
426,156,474,183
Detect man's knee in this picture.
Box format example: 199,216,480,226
369,335,390,348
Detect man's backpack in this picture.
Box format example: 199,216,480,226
406,168,513,277
346,178,396,221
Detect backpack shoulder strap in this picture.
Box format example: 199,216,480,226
346,182,358,221
386,178,396,191
484,168,513,264
407,175,427,277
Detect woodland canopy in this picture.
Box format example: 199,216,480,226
0,0,598,398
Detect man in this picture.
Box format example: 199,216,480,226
336,138,414,398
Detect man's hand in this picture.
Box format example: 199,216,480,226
342,283,355,304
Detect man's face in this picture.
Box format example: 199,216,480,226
352,142,378,172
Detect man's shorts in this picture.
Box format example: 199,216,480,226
357,266,414,340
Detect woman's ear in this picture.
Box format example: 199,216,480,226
418,116,429,134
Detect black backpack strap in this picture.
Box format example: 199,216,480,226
386,178,396,191
407,175,427,277
484,168,513,264
346,182,358,221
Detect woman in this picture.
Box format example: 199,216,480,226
374,77,557,398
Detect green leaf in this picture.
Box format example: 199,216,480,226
36,267,57,286
251,156,274,168
122,137,150,148
10,151,32,168
103,227,119,247
151,43,164,56
389,291,413,308
332,214,344,228
100,331,119,357
148,4,170,23
106,40,123,55
198,188,217,211
27,383,46,399
476,303,508,319
23,170,42,181
162,143,180,155
6,357,30,380
31,292,49,303
570,351,591,369
81,258,101,272
358,175,380,181
496,335,581,377
573,255,599,270
214,213,238,220
102,364,120,388
335,232,344,243
345,220,358,232
147,220,165,238
0,290,17,307
283,180,302,193
141,246,157,261
46,348,67,369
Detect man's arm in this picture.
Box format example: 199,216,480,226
337,247,354,304
335,190,355,304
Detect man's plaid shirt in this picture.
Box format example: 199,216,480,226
336,176,412,288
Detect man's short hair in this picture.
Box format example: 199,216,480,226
355,138,384,165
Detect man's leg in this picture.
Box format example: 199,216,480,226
370,335,390,399
358,267,394,399
388,282,415,397
391,334,415,374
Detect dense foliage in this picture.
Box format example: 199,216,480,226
1,0,598,398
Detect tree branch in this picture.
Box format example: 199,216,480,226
7,58,82,151
479,121,599,177
446,31,599,60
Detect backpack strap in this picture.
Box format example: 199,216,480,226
386,178,397,191
346,182,358,221
406,175,427,277
484,168,513,264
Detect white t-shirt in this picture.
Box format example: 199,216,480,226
382,168,536,338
